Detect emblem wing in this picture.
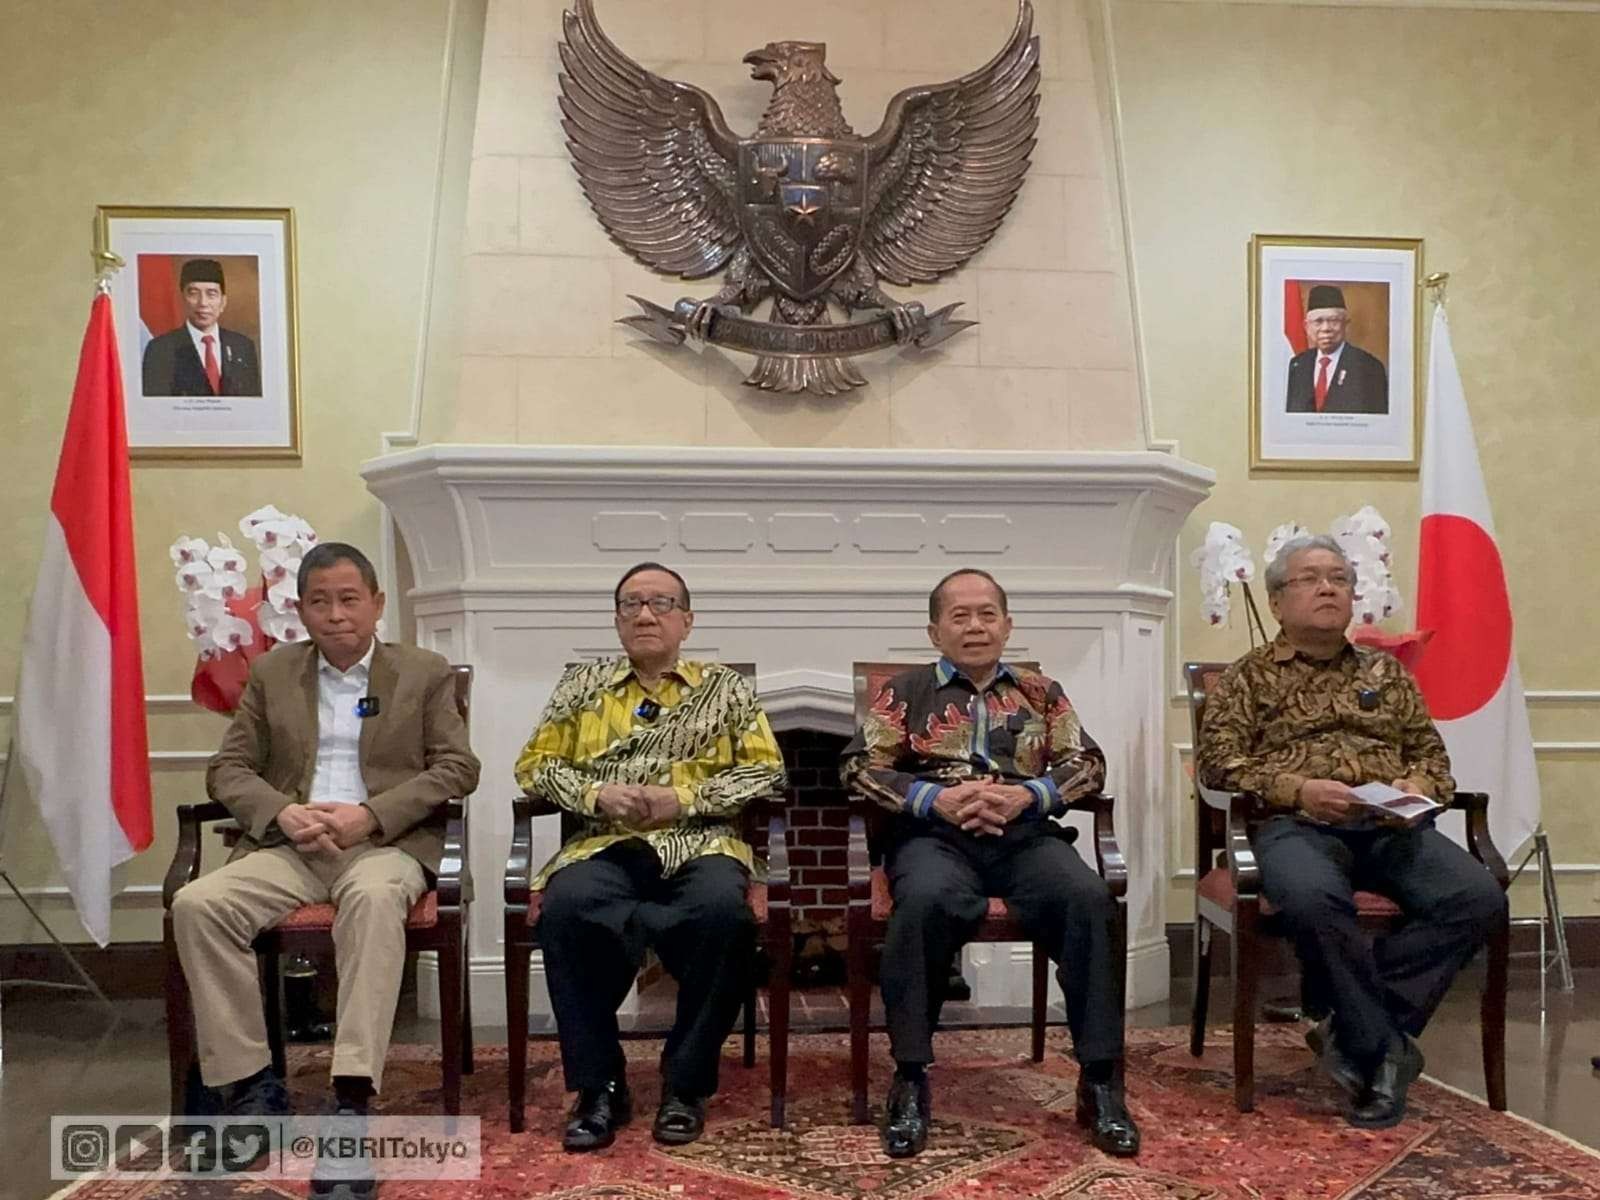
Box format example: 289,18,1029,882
559,0,742,279
859,1,1040,285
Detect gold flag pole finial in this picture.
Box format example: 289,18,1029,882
1422,271,1449,305
92,249,125,295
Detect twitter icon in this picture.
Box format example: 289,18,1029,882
221,1124,270,1172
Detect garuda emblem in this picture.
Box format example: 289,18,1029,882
560,0,1040,395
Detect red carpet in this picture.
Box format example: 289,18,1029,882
57,1025,1600,1199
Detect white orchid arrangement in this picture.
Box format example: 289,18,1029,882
169,505,318,659
1191,505,1402,638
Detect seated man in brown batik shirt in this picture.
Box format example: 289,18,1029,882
841,569,1137,1161
1198,534,1506,1130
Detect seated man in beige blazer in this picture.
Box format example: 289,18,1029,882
172,542,479,1193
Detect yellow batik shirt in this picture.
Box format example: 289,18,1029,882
515,657,787,890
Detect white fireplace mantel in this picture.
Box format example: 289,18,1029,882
363,444,1213,1022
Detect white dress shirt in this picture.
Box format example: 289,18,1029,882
308,641,375,806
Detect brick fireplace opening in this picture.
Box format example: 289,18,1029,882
775,728,852,983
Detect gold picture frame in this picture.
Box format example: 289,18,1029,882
1249,234,1423,473
95,205,300,460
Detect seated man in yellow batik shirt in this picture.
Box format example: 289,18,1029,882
515,562,786,1152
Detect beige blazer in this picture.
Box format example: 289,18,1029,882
206,640,480,872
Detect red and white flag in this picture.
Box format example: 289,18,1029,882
1412,304,1539,859
15,290,152,946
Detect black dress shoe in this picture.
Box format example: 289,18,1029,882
1075,1077,1140,1157
1305,1017,1364,1098
881,1071,931,1159
224,1066,290,1118
563,1079,632,1152
652,1092,706,1145
1348,1035,1424,1130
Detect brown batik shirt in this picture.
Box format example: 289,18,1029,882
1196,634,1454,812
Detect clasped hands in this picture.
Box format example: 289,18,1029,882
931,779,1036,837
595,783,683,829
1296,777,1424,826
276,802,378,854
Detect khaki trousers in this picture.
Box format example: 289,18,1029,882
171,842,427,1091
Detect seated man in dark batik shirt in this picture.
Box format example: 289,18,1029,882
1198,534,1506,1130
840,569,1137,1161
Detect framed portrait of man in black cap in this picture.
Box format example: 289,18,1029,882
1249,235,1422,472
96,206,299,459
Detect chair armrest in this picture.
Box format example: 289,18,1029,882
1222,791,1262,895
1456,791,1509,889
436,799,467,908
504,795,538,909
1065,792,1127,899
163,801,235,909
747,794,791,910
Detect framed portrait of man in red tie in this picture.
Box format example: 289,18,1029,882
96,206,300,460
1249,234,1422,473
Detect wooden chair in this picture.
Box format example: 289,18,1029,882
1184,660,1509,1112
163,664,476,1116
844,660,1128,1125
502,663,793,1131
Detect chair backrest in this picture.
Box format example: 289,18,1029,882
1184,661,1233,876
1183,661,1230,750
446,664,473,856
450,663,472,734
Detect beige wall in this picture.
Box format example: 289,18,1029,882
4,0,1595,945
0,0,485,942
1105,1,1600,918
440,0,1148,451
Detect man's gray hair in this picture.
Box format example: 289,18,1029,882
1264,534,1351,592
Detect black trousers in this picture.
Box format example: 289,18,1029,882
881,820,1123,1067
539,842,755,1097
1255,815,1506,1066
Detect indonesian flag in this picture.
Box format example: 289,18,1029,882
1283,279,1309,355
1412,305,1539,859
14,291,153,946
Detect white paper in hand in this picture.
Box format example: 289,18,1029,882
1349,782,1442,825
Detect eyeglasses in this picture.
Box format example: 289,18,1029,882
616,595,687,618
1279,572,1354,592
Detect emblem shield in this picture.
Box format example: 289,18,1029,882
738,139,868,301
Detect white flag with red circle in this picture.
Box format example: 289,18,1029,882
1411,304,1539,859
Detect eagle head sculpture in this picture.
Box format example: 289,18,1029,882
560,0,1040,395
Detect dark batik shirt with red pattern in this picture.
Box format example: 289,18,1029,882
840,659,1106,818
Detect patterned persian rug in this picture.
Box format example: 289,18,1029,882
55,1025,1600,1199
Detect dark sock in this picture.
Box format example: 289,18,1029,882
333,1075,374,1111
1080,1059,1115,1085
894,1061,927,1084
